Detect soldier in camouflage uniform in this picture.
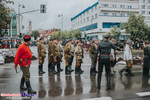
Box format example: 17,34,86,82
89,40,98,76
57,39,63,72
37,37,46,74
75,40,84,75
64,40,72,75
69,39,75,72
48,39,53,71
51,38,59,74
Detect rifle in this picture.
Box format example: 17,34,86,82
76,54,80,66
64,51,68,66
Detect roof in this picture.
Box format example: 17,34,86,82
71,2,98,21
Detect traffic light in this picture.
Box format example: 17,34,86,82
40,4,46,13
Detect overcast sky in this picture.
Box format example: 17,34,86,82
8,0,98,33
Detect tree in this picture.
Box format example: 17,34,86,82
108,25,121,40
31,30,40,40
121,13,149,40
72,29,82,39
0,0,14,36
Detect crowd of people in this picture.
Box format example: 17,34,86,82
14,34,150,94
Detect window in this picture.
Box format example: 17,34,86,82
103,13,108,16
112,5,117,8
148,11,150,15
120,13,125,16
120,5,125,8
102,4,108,7
80,20,82,24
87,17,89,22
141,11,145,14
95,14,98,18
91,8,93,12
112,13,116,16
83,19,85,23
147,5,150,9
142,5,145,9
103,23,120,28
127,13,130,16
148,0,150,3
91,16,94,20
95,5,97,10
128,6,132,8
142,0,145,3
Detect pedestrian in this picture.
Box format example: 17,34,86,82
57,39,63,72
70,39,75,72
64,40,72,75
119,39,135,77
143,41,150,78
14,35,36,94
37,37,46,74
94,34,121,90
110,39,117,76
75,40,84,75
89,40,98,76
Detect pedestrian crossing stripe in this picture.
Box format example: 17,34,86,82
136,92,150,97
82,97,113,100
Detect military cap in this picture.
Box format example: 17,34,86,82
104,34,110,38
24,35,31,42
65,40,70,44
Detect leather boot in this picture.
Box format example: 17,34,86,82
52,66,57,74
26,81,36,94
57,62,63,72
41,65,45,74
48,63,52,71
128,68,135,76
93,67,98,73
65,66,71,75
20,77,27,90
75,67,78,74
106,76,111,90
38,65,43,74
97,73,102,89
90,68,96,76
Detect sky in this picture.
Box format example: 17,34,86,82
8,0,98,33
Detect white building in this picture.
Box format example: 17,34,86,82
71,0,141,40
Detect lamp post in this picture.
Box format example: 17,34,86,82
58,13,63,34
18,3,25,37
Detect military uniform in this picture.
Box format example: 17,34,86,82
143,44,150,77
48,41,53,71
89,43,97,76
75,44,83,74
94,34,121,89
64,43,72,75
51,42,59,74
37,42,46,74
57,42,63,72
70,43,75,72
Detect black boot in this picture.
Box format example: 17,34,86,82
79,66,84,73
106,76,111,90
97,73,102,89
41,65,45,74
52,66,57,74
90,68,96,76
48,63,52,71
57,64,63,72
93,67,98,73
20,77,27,90
75,67,78,74
38,65,43,74
128,68,135,76
65,66,71,75
26,81,36,94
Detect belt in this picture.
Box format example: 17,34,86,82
100,54,110,56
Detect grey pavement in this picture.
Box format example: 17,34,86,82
0,47,150,100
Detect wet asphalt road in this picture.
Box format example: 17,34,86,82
0,47,150,100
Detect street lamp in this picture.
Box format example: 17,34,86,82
18,3,25,37
58,14,63,34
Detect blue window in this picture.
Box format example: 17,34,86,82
120,5,125,8
102,4,108,7
79,23,98,31
103,23,120,28
103,13,108,16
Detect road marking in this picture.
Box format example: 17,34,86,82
82,97,113,100
136,92,150,97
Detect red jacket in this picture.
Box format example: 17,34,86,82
14,42,32,67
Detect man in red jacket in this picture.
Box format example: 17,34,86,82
14,35,36,94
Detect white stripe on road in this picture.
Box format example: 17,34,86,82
82,97,113,100
136,92,150,97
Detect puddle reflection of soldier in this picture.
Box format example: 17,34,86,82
64,76,74,96
48,72,62,97
110,77,115,90
89,76,96,93
75,75,83,95
142,77,149,88
38,76,46,98
120,76,132,89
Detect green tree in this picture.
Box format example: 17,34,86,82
31,30,40,40
72,29,81,39
121,13,149,40
0,0,14,36
108,25,121,40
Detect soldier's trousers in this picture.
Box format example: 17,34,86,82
56,57,61,68
76,59,82,68
120,60,132,73
20,66,30,82
91,58,95,68
39,57,45,66
69,56,74,69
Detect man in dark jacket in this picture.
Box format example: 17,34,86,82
94,34,121,90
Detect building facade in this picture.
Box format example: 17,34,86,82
71,0,141,40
